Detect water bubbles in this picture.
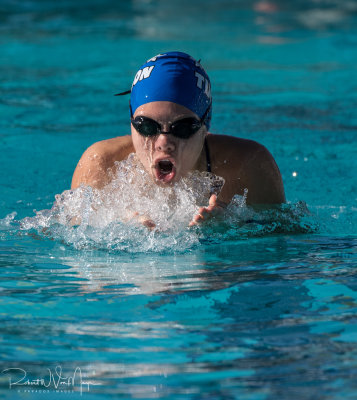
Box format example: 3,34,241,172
0,212,17,228
2,154,317,252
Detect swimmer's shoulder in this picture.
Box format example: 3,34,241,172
86,135,134,161
71,135,134,189
207,133,268,170
207,133,285,204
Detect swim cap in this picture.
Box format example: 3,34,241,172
130,51,212,129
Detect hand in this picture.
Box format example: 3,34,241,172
132,212,156,230
189,194,225,227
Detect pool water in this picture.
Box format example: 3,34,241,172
1,0,357,398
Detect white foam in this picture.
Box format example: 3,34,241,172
18,154,231,251
11,154,317,252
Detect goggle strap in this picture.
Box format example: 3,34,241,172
114,89,131,96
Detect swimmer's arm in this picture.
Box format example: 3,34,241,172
71,136,134,190
71,142,113,190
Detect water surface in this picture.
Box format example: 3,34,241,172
1,0,357,398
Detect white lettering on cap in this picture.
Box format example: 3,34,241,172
132,66,155,87
195,72,204,89
141,66,155,80
146,54,165,63
204,80,211,98
195,71,211,99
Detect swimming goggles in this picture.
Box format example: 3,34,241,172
130,104,211,139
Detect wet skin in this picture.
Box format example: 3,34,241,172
130,102,208,186
71,101,286,226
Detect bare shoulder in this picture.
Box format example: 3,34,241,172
208,134,265,161
207,134,286,205
82,135,134,160
71,135,134,189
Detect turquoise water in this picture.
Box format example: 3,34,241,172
1,0,357,398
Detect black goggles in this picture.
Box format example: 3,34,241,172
131,103,211,139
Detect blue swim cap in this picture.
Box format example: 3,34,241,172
130,51,212,129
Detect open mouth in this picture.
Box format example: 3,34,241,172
154,159,176,183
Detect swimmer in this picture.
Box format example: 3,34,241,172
71,51,285,227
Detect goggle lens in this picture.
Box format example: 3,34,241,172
131,117,202,139
131,103,211,139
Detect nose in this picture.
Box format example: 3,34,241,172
155,134,176,153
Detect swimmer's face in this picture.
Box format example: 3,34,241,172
131,101,207,184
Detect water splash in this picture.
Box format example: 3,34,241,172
3,154,317,252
